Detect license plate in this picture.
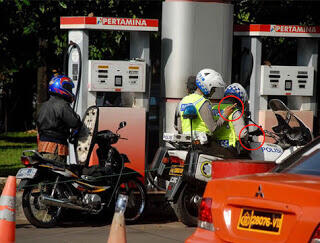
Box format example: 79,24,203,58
16,168,37,179
169,165,184,176
237,208,283,235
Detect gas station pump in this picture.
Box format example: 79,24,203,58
234,24,319,139
60,16,159,179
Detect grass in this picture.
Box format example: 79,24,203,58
0,131,37,177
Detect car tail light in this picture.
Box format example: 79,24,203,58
310,224,320,243
169,156,184,165
198,197,215,231
21,156,30,166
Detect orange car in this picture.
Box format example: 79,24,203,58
186,137,320,243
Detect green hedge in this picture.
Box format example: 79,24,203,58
0,131,37,177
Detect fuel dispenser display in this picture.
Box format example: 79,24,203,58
88,60,146,92
260,65,314,96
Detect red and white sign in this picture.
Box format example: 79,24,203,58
60,16,158,32
234,24,320,37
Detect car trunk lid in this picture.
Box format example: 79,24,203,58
206,173,320,243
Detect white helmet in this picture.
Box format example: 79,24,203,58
196,68,225,96
224,83,248,104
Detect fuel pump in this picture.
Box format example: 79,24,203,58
235,24,319,140
60,16,159,180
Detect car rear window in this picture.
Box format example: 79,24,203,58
282,145,320,176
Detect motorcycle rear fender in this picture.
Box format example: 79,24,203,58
17,179,35,191
183,150,201,183
165,176,184,202
150,146,169,177
17,167,61,191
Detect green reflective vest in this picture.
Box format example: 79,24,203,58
212,103,238,147
180,93,210,134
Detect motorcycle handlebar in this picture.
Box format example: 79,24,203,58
248,128,263,136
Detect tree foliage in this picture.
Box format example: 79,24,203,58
1,0,320,131
232,0,320,82
0,0,162,131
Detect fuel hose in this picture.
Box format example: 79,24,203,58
63,41,82,111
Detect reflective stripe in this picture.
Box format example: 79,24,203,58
0,196,15,209
0,208,15,222
193,97,204,106
217,140,230,148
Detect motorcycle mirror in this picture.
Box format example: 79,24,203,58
182,105,197,120
118,121,127,130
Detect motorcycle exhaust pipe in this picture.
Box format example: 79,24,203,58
40,195,90,211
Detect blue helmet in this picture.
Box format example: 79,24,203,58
224,83,248,104
49,75,75,102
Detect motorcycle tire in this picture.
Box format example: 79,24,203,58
22,180,63,228
171,184,202,227
115,178,147,223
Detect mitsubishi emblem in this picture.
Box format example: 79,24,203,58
255,185,264,198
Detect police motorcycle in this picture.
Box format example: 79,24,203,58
150,105,214,226
16,106,146,228
249,99,312,163
150,99,312,226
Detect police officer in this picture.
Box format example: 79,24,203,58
177,68,236,158
36,75,82,164
211,83,249,158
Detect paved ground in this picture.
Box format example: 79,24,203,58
16,219,195,243
14,191,195,243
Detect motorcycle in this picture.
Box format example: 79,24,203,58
16,106,146,228
149,99,312,226
249,99,312,163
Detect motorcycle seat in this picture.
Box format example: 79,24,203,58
26,150,66,168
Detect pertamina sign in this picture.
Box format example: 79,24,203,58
97,17,147,27
60,16,159,32
270,25,320,34
234,24,320,37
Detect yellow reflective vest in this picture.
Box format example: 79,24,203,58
179,93,210,134
212,103,238,148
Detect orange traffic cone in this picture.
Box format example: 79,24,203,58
0,176,16,243
107,194,128,243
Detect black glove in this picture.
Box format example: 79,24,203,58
248,128,263,136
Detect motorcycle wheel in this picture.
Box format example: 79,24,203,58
116,178,146,223
22,180,63,228
172,184,202,227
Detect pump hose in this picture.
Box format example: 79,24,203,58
63,41,82,112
